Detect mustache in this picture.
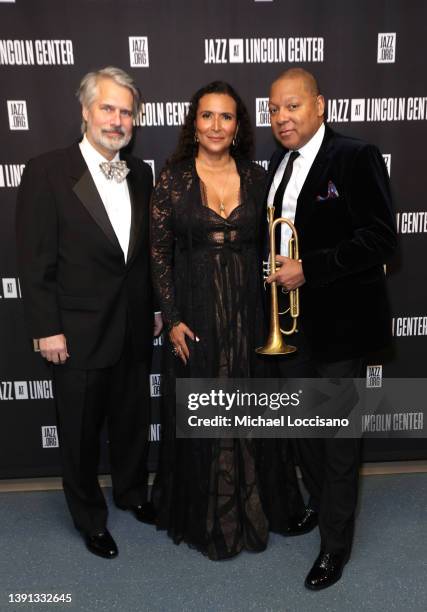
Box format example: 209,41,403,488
102,128,126,137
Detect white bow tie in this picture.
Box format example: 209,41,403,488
99,160,130,183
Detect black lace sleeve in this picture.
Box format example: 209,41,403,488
150,166,181,326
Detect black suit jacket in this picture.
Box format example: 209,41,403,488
16,142,154,369
265,126,397,362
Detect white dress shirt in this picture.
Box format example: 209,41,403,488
268,123,325,256
79,135,132,261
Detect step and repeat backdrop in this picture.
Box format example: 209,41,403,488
0,0,426,478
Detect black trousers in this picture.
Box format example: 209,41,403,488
276,328,363,557
53,339,151,535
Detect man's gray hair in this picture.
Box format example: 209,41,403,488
76,66,141,133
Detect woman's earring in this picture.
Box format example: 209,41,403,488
194,134,199,144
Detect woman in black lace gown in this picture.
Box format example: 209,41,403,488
151,81,304,560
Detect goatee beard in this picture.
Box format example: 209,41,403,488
99,132,131,152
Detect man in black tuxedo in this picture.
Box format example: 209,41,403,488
264,68,397,589
16,66,162,559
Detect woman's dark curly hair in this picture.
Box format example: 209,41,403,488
168,81,254,164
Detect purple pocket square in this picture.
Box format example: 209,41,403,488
316,181,339,201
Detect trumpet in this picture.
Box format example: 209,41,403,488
256,206,299,355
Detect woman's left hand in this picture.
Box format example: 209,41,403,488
169,322,198,365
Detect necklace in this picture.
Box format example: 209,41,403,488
218,160,232,217
196,157,233,217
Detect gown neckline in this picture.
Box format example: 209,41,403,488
197,174,242,221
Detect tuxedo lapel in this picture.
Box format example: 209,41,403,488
68,144,122,252
126,158,148,265
126,161,145,265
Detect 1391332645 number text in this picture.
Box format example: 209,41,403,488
8,594,72,604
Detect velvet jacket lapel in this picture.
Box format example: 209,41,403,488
266,126,336,227
294,125,335,228
265,148,287,204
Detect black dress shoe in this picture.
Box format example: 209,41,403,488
120,502,156,524
133,502,156,524
283,507,318,536
304,550,348,590
84,529,118,559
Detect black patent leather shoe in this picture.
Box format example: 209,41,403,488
131,502,156,524
120,502,156,524
304,550,348,590
283,507,318,536
84,529,118,559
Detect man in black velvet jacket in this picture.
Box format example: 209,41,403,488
16,67,161,559
264,68,397,589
